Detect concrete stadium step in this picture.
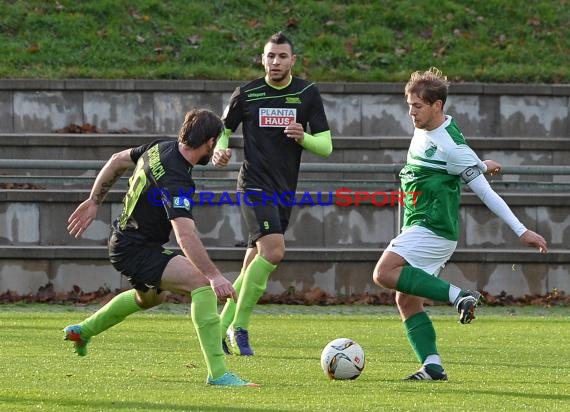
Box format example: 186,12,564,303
1,244,568,263
1,245,568,299
0,242,565,263
1,80,568,137
2,188,566,247
1,187,569,297
2,133,569,161
2,133,569,190
1,189,569,250
2,132,569,297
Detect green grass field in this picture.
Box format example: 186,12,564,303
1,304,569,411
1,0,568,82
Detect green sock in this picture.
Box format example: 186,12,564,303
80,289,141,338
191,286,226,380
404,311,439,368
231,255,276,330
396,266,452,303
219,268,245,335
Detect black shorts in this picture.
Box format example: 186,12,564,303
240,191,292,248
108,229,180,292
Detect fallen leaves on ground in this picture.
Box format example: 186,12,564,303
1,283,568,307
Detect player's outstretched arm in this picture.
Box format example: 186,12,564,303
67,199,99,239
465,165,549,254
483,159,502,176
519,230,548,254
67,149,134,238
465,171,527,238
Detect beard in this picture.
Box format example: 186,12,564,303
270,73,286,82
197,153,212,166
269,72,289,84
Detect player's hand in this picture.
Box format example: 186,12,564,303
284,122,304,143
209,274,237,301
211,148,231,167
483,160,502,176
519,229,548,254
67,198,98,238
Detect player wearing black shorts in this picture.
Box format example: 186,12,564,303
63,108,258,387
212,32,333,356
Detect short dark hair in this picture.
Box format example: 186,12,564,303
266,31,294,54
178,108,223,148
405,67,450,106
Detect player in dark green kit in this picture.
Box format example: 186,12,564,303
212,32,333,356
63,109,258,387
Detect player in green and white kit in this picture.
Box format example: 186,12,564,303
373,68,548,380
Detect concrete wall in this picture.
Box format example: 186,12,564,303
3,191,570,251
2,249,568,301
1,190,569,297
1,79,569,298
2,135,570,190
0,79,569,137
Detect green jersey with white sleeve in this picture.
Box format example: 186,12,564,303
399,116,486,241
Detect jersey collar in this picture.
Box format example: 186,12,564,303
264,75,292,90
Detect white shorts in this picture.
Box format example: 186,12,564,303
385,225,457,277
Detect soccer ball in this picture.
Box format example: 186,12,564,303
320,338,365,380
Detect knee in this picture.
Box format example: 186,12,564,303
396,292,423,315
373,261,392,288
373,252,404,289
395,292,410,309
372,266,384,287
260,244,285,265
136,290,167,309
257,234,285,265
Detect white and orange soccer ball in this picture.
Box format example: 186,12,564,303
320,338,365,380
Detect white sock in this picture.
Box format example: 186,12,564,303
424,354,442,368
449,285,461,304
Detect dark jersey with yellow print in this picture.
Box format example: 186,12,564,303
222,76,330,194
114,139,195,245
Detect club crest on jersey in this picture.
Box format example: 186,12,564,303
259,108,297,127
285,97,301,104
172,196,191,211
424,143,438,158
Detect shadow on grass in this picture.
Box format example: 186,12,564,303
0,395,274,412
449,388,570,403
393,385,570,403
